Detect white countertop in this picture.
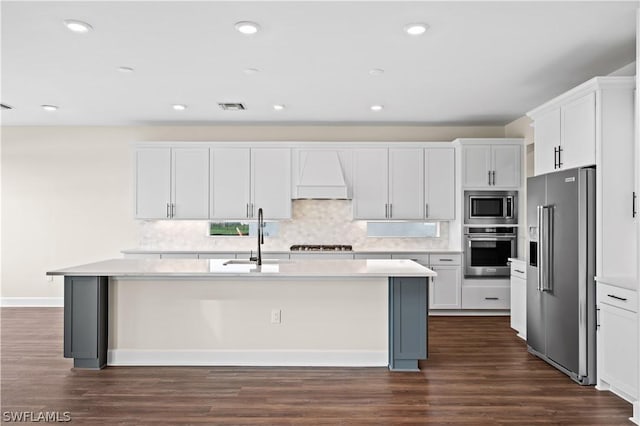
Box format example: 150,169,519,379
47,258,436,278
121,248,462,254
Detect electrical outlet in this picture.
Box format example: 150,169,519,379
270,309,281,324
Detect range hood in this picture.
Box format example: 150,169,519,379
294,150,351,199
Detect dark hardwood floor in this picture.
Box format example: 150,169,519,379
1,308,633,425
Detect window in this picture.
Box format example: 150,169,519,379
209,222,278,237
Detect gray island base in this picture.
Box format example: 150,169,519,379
48,259,435,371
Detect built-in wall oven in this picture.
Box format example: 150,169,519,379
464,227,517,277
464,191,517,225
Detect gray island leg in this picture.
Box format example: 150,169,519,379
64,276,108,369
388,277,429,371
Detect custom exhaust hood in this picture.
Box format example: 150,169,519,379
294,150,351,199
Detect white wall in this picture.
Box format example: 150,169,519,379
1,124,505,302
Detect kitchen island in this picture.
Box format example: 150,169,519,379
47,258,435,371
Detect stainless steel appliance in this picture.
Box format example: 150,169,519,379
464,190,517,225
464,227,516,277
527,167,596,385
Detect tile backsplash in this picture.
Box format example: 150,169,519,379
137,200,449,251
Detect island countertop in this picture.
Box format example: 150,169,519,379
47,258,436,278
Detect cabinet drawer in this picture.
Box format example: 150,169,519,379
597,283,637,313
391,253,429,265
429,254,461,266
462,286,510,309
510,262,527,279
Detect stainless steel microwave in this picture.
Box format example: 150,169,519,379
464,190,517,225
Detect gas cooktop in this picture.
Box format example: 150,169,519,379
289,244,353,252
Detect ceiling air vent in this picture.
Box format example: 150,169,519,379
218,103,245,111
1,104,13,110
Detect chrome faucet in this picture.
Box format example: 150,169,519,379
249,208,264,265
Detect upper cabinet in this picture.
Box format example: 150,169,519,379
528,77,636,283
353,146,455,220
353,148,423,220
459,139,522,189
531,92,596,175
211,148,291,220
135,146,209,220
424,148,455,220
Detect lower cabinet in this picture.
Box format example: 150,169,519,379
597,283,638,403
461,285,510,309
509,259,527,339
64,276,108,369
430,266,461,309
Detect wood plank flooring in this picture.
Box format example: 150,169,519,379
1,308,633,425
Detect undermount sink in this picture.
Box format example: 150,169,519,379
222,259,289,266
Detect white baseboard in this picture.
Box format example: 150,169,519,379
631,401,639,425
107,349,388,367
1,297,63,307
429,310,510,316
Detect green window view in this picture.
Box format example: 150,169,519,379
209,222,250,236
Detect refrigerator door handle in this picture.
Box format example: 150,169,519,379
541,206,553,292
537,205,543,292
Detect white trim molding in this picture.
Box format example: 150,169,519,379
0,297,63,307
107,349,387,367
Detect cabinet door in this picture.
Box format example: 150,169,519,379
599,303,638,400
171,148,210,219
429,266,461,309
561,92,596,170
510,276,526,338
533,109,560,176
388,148,424,219
492,145,521,188
353,149,389,219
462,145,492,188
210,148,251,219
251,148,291,220
135,148,171,219
425,148,455,220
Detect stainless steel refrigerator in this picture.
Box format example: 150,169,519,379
526,167,596,385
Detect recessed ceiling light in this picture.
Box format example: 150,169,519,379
369,68,385,76
41,105,58,111
235,21,260,35
273,104,285,111
243,68,260,75
172,104,187,111
404,23,428,36
63,19,93,33
117,66,135,73
370,105,384,112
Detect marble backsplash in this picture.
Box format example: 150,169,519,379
137,200,449,251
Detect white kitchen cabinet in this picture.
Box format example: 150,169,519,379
353,148,423,220
459,140,522,189
430,266,461,309
509,259,527,340
528,77,632,177
597,283,638,403
424,148,455,220
135,147,209,219
210,148,291,220
561,92,596,171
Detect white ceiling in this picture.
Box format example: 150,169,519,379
1,1,636,126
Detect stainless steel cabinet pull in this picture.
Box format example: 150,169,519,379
439,258,453,262
557,146,563,167
251,204,254,218
389,204,392,218
553,147,558,169
171,203,175,218
596,307,600,328
492,170,496,186
485,297,499,300
633,192,637,218
246,203,249,218
488,170,491,186
166,203,171,218
607,294,628,302
385,204,388,218
514,269,525,274
425,203,429,218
